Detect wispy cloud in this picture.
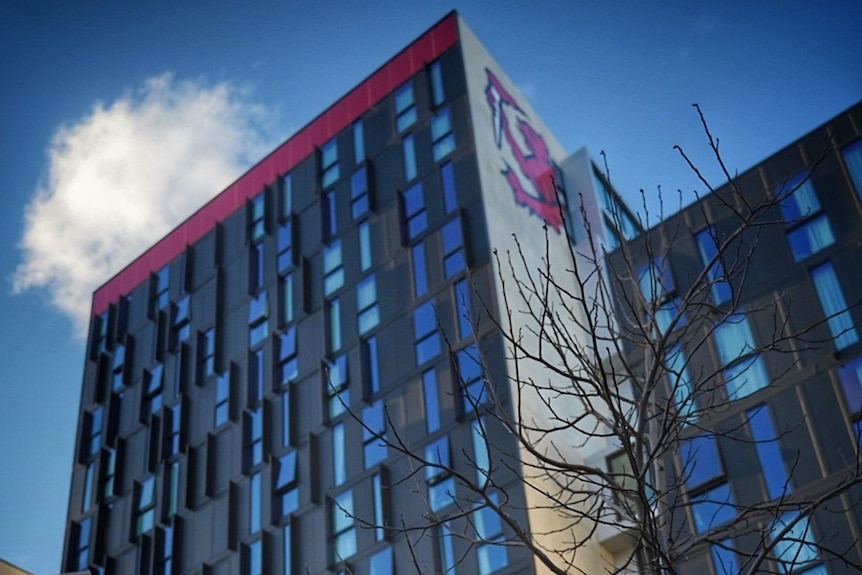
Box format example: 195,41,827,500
13,73,280,337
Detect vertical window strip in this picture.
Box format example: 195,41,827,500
430,60,444,106
842,140,862,196
403,134,417,182
353,119,365,164
811,261,858,350
747,405,789,500
412,242,428,297
423,369,441,433
695,227,731,305
441,161,457,214
333,423,346,486
358,221,372,271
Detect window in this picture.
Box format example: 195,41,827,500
325,354,349,419
250,243,264,291
102,447,117,500
163,403,181,458
164,460,179,519
197,328,215,382
441,161,457,214
811,261,858,350
321,138,339,189
771,514,820,574
353,119,365,164
402,182,427,241
474,493,507,575
280,172,292,220
430,60,444,106
214,372,230,427
333,422,346,486
92,310,109,359
714,313,769,400
710,540,739,575
278,327,298,386
275,451,299,518
134,476,156,535
328,298,342,353
431,107,455,162
245,408,263,470
323,189,337,240
82,462,95,512
152,266,170,314
372,473,386,541
249,291,269,347
156,525,174,575
425,436,455,511
143,364,164,418
665,345,695,424
323,240,344,296
747,405,789,500
363,400,388,468
843,140,862,196
250,472,261,533
454,278,472,338
281,390,292,447
441,218,465,278
73,517,91,570
637,258,674,304
369,546,392,575
414,300,441,366
277,219,294,273
437,521,456,575
394,81,417,133
248,348,264,406
358,220,372,272
357,275,380,335
838,356,862,439
280,271,294,325
249,193,265,243
245,538,262,575
351,166,369,219
362,336,381,398
403,133,417,181
412,242,428,297
779,174,834,261
83,407,103,460
695,227,731,305
680,436,735,534
471,417,490,488
171,296,191,349
607,450,638,512
456,344,485,414
283,523,293,575
423,369,441,433
331,490,357,561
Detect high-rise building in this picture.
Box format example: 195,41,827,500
611,101,862,574
62,12,639,575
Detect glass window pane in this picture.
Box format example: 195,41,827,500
369,546,392,575
412,242,427,298
714,313,755,366
747,405,789,500
665,345,695,423
358,221,371,271
471,418,490,487
695,227,731,305
811,261,858,349
423,369,440,433
430,61,444,106
780,175,820,221
691,483,735,534
787,215,835,261
843,140,862,197
441,162,457,213
710,541,739,575
403,134,417,181
680,435,721,488
353,120,365,164
724,354,769,400
839,356,862,415
333,423,346,486
454,279,472,338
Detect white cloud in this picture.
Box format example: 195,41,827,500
13,73,280,337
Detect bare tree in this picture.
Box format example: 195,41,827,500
343,106,862,575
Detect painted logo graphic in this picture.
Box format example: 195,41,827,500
484,68,562,232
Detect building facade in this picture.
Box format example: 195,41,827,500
611,102,862,574
63,12,638,575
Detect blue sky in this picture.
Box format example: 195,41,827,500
0,2,859,572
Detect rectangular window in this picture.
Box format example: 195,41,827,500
747,405,789,500
277,219,294,273
84,407,103,460
280,272,294,325
394,81,417,133
430,60,444,106
171,296,191,349
323,189,337,240
370,547,392,575
249,291,269,347
437,521,456,575
152,266,170,314
249,193,266,243
92,310,109,359
250,471,261,533
414,300,441,366
372,473,386,542
425,436,455,511
250,242,264,291
357,275,380,335
102,447,117,500
164,460,179,519
215,372,230,427
281,390,292,447
73,517,91,570
474,493,507,575
143,364,164,418
423,369,441,433
771,514,820,573
325,354,348,419
838,356,862,434
402,182,427,241
710,541,739,575
403,134,417,182
283,524,293,575
714,313,768,400
197,328,215,383
332,490,357,562
637,258,674,304
695,227,731,305
363,400,388,468
245,539,262,575
351,166,369,219
454,278,472,338
245,408,263,470
457,344,485,414
811,261,858,350
163,403,181,458
358,220,372,272
248,348,264,406
843,140,862,196
471,417,490,488
278,327,298,386
328,298,342,353
779,174,835,261
362,336,381,398
156,525,174,575
441,161,457,214
441,217,465,278
412,242,428,297
665,345,695,424
275,451,299,518
135,476,156,535
431,107,456,162
353,119,365,164
680,436,735,534
280,172,292,220
321,138,339,189
82,462,95,512
323,240,344,296
333,422,346,486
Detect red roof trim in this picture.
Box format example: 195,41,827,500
92,12,458,315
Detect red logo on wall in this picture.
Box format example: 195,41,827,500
484,68,562,232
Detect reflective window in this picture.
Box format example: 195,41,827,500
372,473,385,541
157,525,174,575
353,119,365,164
695,227,731,305
163,403,181,458
135,476,156,535
394,81,417,133
437,521,456,574
680,435,722,489
325,354,349,419
665,345,695,424
332,490,357,561
351,166,369,219
412,242,428,297
771,514,820,574
281,390,292,447
143,364,164,417
403,182,427,241
457,345,485,414
839,356,862,433
323,240,345,296
638,258,674,304
475,493,507,575
403,134,417,182
214,372,230,427
843,140,862,197
250,242,264,291
362,336,381,398
328,298,342,353
454,278,472,338
171,296,191,348
441,161,457,214
690,483,735,534
280,272,294,325
82,462,95,512
245,408,263,470
246,539,262,575
283,523,293,575
431,107,456,162
277,219,294,272
441,218,465,278
811,261,858,350
164,460,179,519
153,266,170,314
747,405,789,500
84,407,103,459
430,60,444,106
197,328,215,382
323,189,337,240
681,436,735,534
363,400,388,468
249,193,265,243
280,172,292,220
250,471,262,533
321,138,339,189
423,369,441,433
358,220,372,272
710,541,739,575
275,451,299,517
714,313,768,400
278,327,298,386
92,310,109,359
369,546,392,575
102,448,117,500
74,517,91,570
333,422,346,486
471,417,490,488
356,275,380,335
425,436,455,511
414,300,441,366
779,174,835,261
248,348,264,405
